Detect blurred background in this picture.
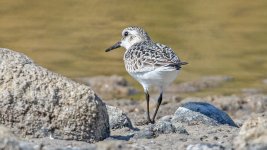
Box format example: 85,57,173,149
1,0,267,96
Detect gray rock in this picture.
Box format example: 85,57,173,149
134,125,155,139
106,105,133,130
75,75,137,99
172,122,189,135
134,121,170,139
172,102,237,127
167,76,232,93
234,112,267,150
159,116,188,134
134,120,188,139
186,143,225,150
0,48,109,142
152,121,175,135
263,79,267,84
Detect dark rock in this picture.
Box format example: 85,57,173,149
106,105,133,130
0,48,109,142
172,102,238,127
75,75,137,99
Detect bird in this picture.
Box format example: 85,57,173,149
105,26,187,124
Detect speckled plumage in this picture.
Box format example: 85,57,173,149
123,40,182,73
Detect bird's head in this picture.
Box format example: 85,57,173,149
105,26,151,52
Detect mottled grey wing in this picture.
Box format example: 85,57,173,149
124,42,187,72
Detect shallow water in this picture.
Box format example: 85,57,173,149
1,0,267,96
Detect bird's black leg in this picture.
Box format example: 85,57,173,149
151,92,163,123
145,91,152,123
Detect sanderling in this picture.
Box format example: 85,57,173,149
105,26,187,124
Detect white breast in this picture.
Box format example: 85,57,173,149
129,69,179,91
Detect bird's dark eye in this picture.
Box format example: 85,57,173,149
124,31,129,36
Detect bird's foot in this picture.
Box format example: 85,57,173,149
148,117,155,124
135,119,155,126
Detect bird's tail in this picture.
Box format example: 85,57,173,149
165,61,188,70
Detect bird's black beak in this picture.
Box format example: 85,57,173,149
105,41,121,52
